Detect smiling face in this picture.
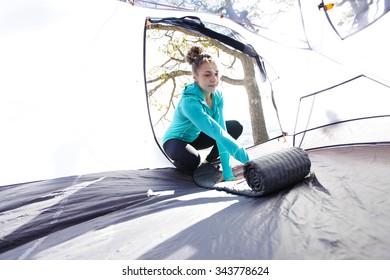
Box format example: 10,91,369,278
193,60,219,95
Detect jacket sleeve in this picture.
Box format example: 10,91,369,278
213,94,249,180
213,96,235,180
181,96,249,181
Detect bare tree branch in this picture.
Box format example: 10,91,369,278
150,23,241,57
154,78,178,126
147,69,192,85
221,75,244,85
147,69,192,99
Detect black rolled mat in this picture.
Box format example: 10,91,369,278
193,147,312,197
243,147,311,196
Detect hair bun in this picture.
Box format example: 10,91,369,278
186,46,204,65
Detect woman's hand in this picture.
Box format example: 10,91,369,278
217,174,244,183
217,164,244,183
232,164,244,173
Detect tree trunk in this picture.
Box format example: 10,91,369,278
241,55,269,145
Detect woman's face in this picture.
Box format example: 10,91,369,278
194,60,219,95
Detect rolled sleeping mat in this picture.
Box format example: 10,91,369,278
243,147,311,196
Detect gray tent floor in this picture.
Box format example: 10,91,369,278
1,144,389,259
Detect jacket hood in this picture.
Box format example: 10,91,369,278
182,82,205,100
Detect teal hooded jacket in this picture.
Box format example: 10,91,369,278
162,82,249,180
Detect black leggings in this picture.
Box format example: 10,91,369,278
163,120,243,173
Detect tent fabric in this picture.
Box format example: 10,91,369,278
1,144,389,259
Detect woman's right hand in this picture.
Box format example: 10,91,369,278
217,174,244,183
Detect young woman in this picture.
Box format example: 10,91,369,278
162,46,249,181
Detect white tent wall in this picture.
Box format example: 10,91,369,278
300,0,390,87
0,0,171,186
294,1,390,149
248,0,390,144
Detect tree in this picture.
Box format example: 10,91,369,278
145,23,269,145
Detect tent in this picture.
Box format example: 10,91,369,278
1,0,389,260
